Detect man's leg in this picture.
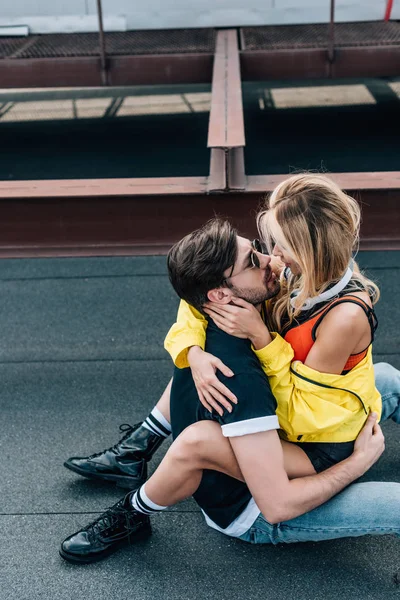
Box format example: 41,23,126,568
239,481,400,544
60,421,238,564
375,362,400,423
60,420,399,563
64,379,172,489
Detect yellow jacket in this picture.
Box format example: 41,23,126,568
164,300,382,443
164,300,208,369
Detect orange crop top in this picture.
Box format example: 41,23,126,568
283,295,378,373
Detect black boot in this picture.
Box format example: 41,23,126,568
60,491,152,564
64,423,165,489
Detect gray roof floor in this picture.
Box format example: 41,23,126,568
1,251,399,600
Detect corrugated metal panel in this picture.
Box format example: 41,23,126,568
242,21,400,50
0,29,216,59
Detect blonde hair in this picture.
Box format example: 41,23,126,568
257,173,380,331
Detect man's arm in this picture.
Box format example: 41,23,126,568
229,412,384,524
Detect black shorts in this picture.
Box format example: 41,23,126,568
295,441,355,473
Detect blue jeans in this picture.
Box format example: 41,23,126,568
239,362,400,544
375,362,400,423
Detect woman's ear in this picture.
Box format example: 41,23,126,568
207,288,233,304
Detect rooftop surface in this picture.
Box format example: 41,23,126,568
1,250,399,600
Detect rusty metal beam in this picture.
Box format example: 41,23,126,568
329,46,400,78
0,172,398,257
240,46,400,81
246,172,400,192
207,29,246,192
207,147,246,193
227,148,246,191
0,177,208,199
0,176,210,257
208,149,226,193
0,46,398,89
0,189,239,258
0,54,214,88
208,29,245,149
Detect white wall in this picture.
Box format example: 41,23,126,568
0,0,397,34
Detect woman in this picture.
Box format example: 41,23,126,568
165,173,382,471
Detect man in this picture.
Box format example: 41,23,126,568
60,219,400,564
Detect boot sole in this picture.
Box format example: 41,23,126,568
63,461,145,490
59,527,152,564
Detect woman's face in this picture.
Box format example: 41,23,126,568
268,213,302,276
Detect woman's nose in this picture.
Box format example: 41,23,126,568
272,244,282,257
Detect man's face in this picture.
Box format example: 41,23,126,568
223,236,280,305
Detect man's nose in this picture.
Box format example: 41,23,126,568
258,253,271,269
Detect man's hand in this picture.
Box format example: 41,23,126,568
351,412,385,476
187,346,238,416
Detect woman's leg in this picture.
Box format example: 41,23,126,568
145,421,315,507
241,482,400,544
374,362,400,423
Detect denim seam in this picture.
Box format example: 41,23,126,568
279,526,398,533
252,527,275,538
380,392,398,400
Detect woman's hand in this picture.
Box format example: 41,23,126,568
203,297,272,349
187,346,238,416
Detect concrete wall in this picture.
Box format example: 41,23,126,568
0,0,398,34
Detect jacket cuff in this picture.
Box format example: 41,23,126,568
165,334,206,369
253,333,293,368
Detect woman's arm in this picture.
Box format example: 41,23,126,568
303,302,371,374
164,299,208,368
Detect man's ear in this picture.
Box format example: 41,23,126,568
207,287,233,304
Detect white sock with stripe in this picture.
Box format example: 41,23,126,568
142,406,172,438
131,483,168,514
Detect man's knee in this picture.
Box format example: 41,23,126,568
171,421,221,466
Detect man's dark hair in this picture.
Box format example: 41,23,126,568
167,218,238,311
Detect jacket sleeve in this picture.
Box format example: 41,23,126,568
164,300,208,368
253,333,366,436
253,333,295,395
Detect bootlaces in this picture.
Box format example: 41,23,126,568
87,423,141,459
84,500,140,543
